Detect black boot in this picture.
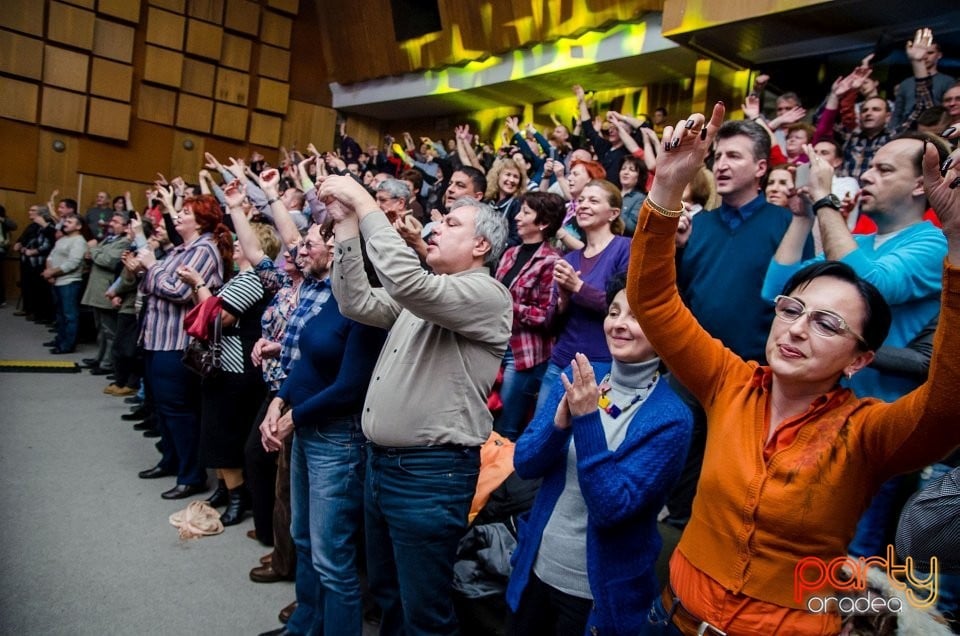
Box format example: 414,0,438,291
219,486,250,526
205,479,229,508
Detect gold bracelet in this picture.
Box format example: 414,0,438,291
646,197,683,218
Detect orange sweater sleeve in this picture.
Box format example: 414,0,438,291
626,200,756,409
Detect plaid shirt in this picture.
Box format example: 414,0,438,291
837,92,892,179
279,274,331,374
494,241,560,370
139,234,223,351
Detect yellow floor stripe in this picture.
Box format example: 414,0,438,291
0,359,80,372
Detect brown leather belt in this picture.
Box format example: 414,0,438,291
660,585,728,636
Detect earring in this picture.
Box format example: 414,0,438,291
845,371,852,380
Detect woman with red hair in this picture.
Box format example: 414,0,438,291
134,194,232,499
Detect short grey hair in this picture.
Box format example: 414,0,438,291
449,197,508,267
377,178,411,201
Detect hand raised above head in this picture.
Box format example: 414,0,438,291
648,102,726,208
317,175,371,219
223,180,246,208
923,142,960,250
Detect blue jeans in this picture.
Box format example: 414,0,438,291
144,350,205,486
365,445,480,636
637,596,684,635
286,416,366,636
53,281,82,351
493,349,547,441
533,361,564,417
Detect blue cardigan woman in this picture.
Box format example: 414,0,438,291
507,274,693,635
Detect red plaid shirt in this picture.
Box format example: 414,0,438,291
494,242,560,370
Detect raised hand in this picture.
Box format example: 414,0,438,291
648,102,726,209
802,143,834,201
222,180,246,208
505,116,521,133
259,168,281,193
742,93,761,120
906,28,935,62
922,142,960,262
560,353,600,417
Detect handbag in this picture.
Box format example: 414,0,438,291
182,309,223,378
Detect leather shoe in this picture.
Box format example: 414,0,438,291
49,347,73,354
132,418,156,431
161,483,208,500
278,601,297,624
249,564,288,583
122,406,151,421
89,366,113,376
259,552,272,565
142,429,161,438
138,465,173,479
42,340,57,347
124,396,143,405
81,357,98,366
258,628,293,636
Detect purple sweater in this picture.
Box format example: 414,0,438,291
550,235,631,367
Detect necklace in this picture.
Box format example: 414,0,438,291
597,371,659,418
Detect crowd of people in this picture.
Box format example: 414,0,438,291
5,28,960,636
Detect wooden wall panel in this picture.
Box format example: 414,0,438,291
220,33,252,71
260,11,292,49
281,100,336,152
249,112,282,147
0,0,45,36
176,94,214,132
0,120,39,191
185,19,224,60
146,8,186,49
93,18,135,62
99,0,143,23
188,0,225,23
215,68,249,105
43,46,90,93
170,131,204,183
61,0,95,8
213,102,248,139
48,2,96,50
224,0,259,35
148,0,186,12
0,78,40,123
90,58,134,102
38,129,81,198
258,44,290,81
78,120,175,182
182,58,216,96
137,84,178,124
0,30,45,81
180,57,217,97
87,98,131,140
41,87,87,132
266,0,298,14
143,46,184,87
255,78,289,114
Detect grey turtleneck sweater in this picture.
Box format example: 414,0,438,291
533,357,661,598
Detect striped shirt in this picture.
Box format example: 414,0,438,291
280,276,331,374
217,269,267,374
139,234,223,351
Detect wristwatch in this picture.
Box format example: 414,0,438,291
811,194,842,214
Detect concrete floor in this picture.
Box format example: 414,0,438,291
0,305,295,635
